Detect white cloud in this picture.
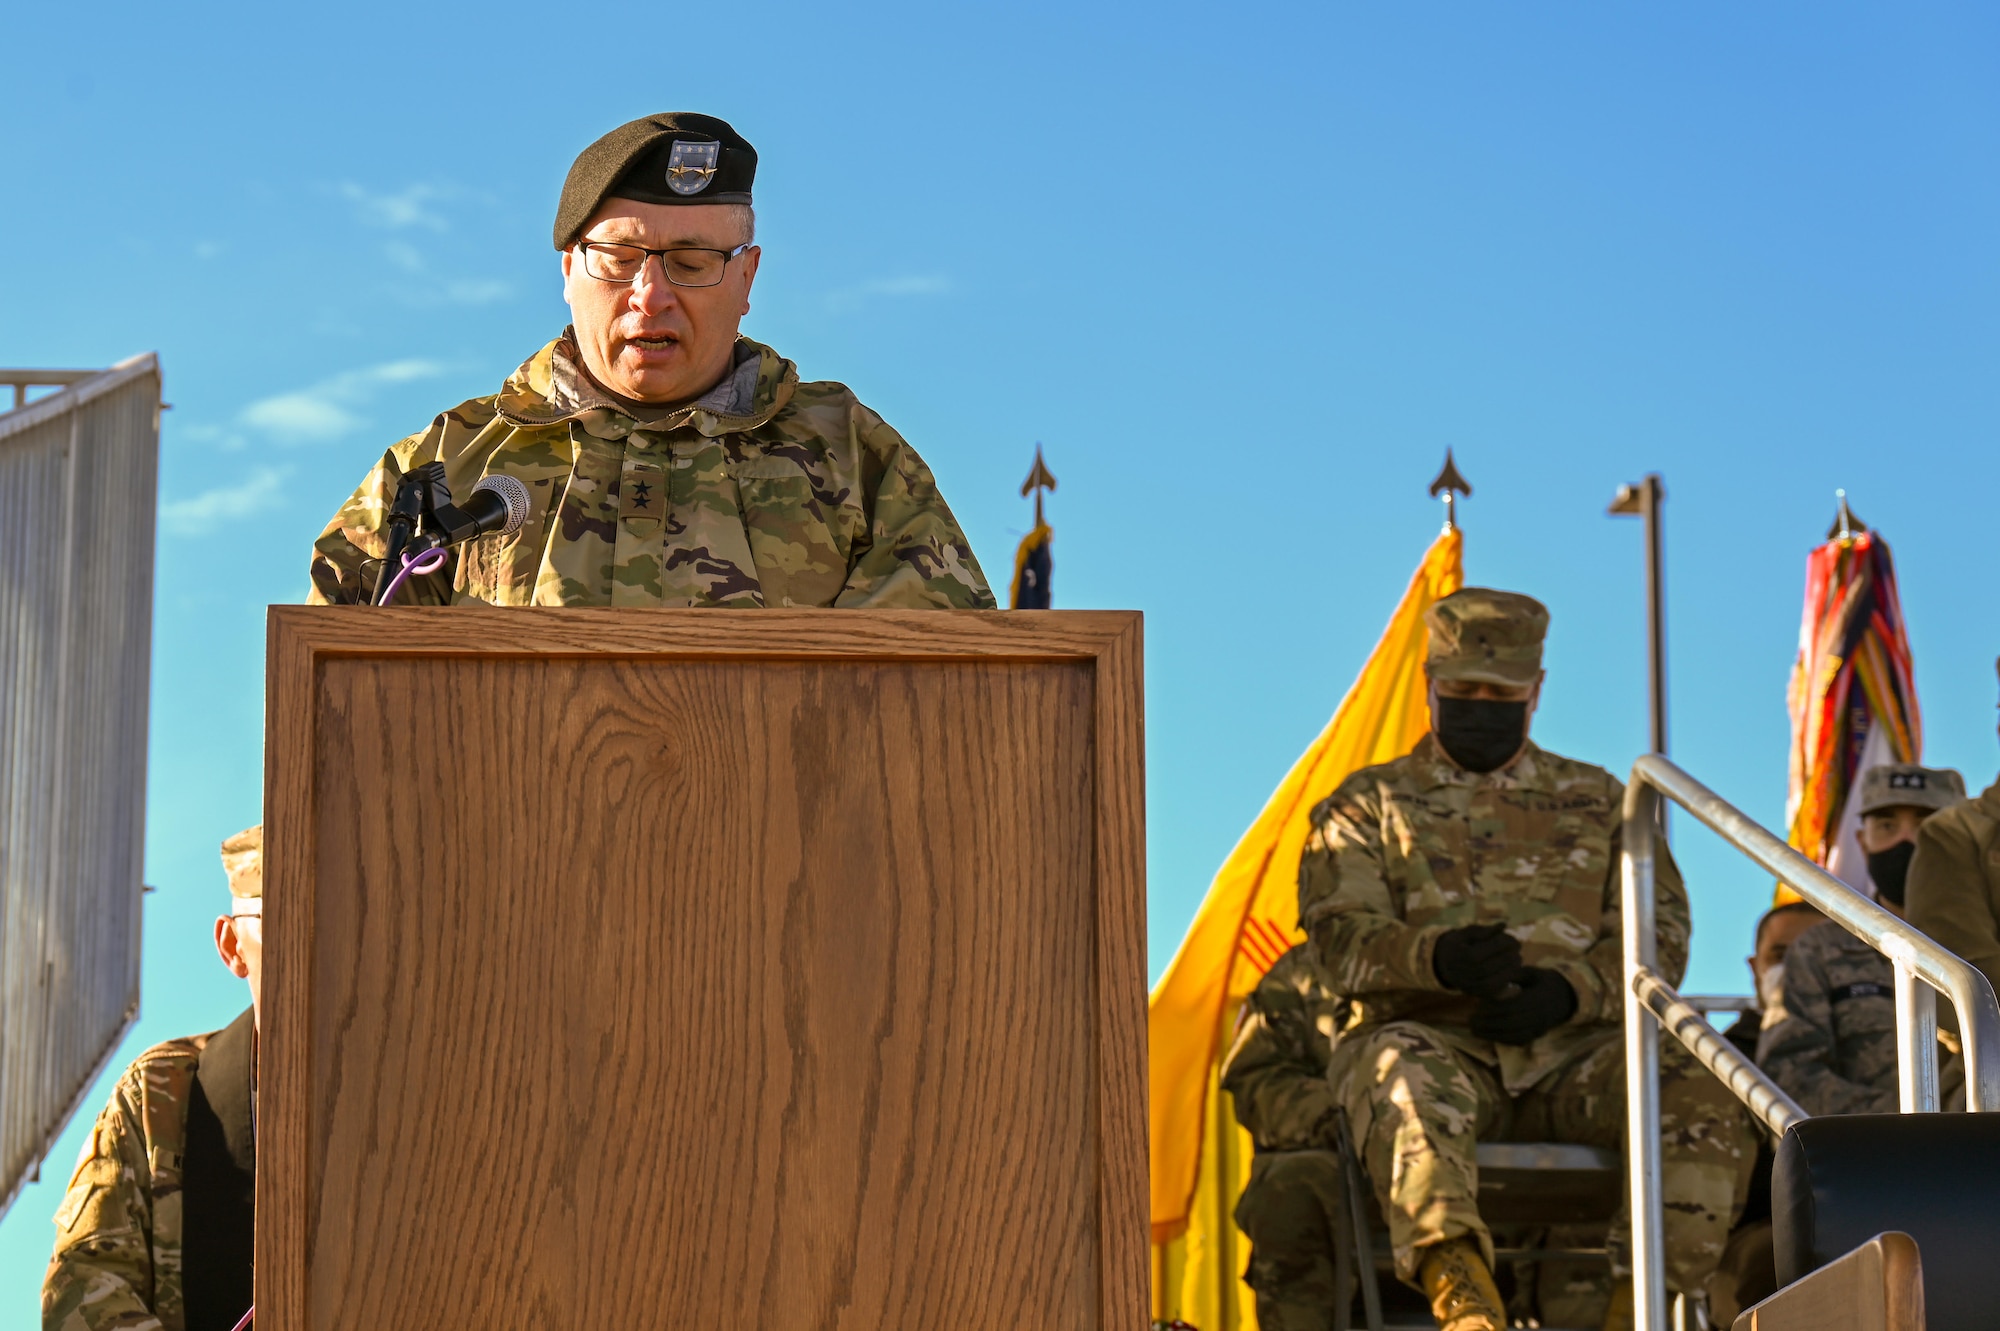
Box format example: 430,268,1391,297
241,393,357,442
160,468,287,536
338,182,451,231
384,240,426,273
825,274,955,312
858,275,953,297
237,360,446,445
440,278,512,305
375,240,512,305
360,360,445,386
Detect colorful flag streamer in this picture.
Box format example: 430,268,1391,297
1783,514,1921,899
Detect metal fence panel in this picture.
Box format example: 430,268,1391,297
0,355,158,1215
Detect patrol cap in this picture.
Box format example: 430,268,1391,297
553,113,757,251
1424,587,1549,686
221,824,263,915
1857,763,1966,817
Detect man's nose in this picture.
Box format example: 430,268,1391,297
630,257,681,316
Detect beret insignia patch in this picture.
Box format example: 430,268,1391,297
666,140,720,196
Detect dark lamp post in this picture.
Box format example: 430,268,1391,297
1609,474,1668,758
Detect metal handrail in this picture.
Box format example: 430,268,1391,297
1620,753,2000,1331
1678,993,1756,1014
0,368,95,411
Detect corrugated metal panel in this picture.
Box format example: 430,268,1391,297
0,355,158,1216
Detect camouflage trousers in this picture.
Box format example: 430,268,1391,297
1327,1021,1756,1292
1233,1150,1346,1331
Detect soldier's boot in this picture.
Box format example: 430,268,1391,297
1417,1236,1506,1331
1599,1279,1634,1331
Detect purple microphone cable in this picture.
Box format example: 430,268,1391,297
376,544,451,607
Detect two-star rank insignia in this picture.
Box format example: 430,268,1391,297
629,480,654,511
665,140,719,196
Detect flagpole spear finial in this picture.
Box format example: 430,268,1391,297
1020,443,1057,528
1827,489,1867,542
1428,449,1473,533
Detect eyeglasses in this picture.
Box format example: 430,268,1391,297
577,241,752,289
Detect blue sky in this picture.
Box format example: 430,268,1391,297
4,0,1999,1312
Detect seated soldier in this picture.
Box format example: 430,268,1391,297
1701,899,1823,1326
44,826,264,1331
1298,588,1758,1331
1732,901,1825,1060
1222,942,1348,1331
1906,661,2000,1046
1760,762,1968,1116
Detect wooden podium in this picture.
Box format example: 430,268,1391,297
258,607,1146,1330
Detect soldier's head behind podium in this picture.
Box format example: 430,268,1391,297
305,112,994,611
1423,587,1548,773
214,823,264,1024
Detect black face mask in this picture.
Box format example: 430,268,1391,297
1867,841,1917,907
1434,696,1530,773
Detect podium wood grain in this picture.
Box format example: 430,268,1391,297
260,608,1146,1330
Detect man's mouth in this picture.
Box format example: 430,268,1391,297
628,336,678,352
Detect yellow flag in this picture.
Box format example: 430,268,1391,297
1149,528,1463,1324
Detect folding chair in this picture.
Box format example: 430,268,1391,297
1333,1112,1623,1331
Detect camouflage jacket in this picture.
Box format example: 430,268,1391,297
1759,920,1964,1116
307,332,996,610
45,1010,256,1331
1907,779,2000,1036
1298,734,1688,1092
1222,944,1349,1152
1758,921,1897,1116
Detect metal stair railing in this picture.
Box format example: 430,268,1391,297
1620,753,2000,1331
0,369,97,412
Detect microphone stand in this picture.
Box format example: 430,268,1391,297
371,462,520,606
372,463,456,606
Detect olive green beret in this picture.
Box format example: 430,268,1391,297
1424,587,1549,686
221,824,263,911
1857,763,1966,817
553,112,757,250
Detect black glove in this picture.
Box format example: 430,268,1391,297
1431,922,1524,997
1471,967,1577,1045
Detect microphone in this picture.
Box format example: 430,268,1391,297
431,474,530,548
372,467,532,606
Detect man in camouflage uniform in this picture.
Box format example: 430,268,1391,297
1299,588,1758,1331
1221,943,1349,1330
44,828,263,1331
308,112,993,610
1762,763,1968,1116
1699,899,1820,1326
1909,659,2000,1038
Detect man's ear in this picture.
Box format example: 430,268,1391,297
736,246,762,316
213,917,250,979
560,248,577,306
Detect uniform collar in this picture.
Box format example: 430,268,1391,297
1411,732,1557,793
1979,777,2000,818
494,330,797,436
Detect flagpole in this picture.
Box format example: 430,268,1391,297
1428,449,1472,532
